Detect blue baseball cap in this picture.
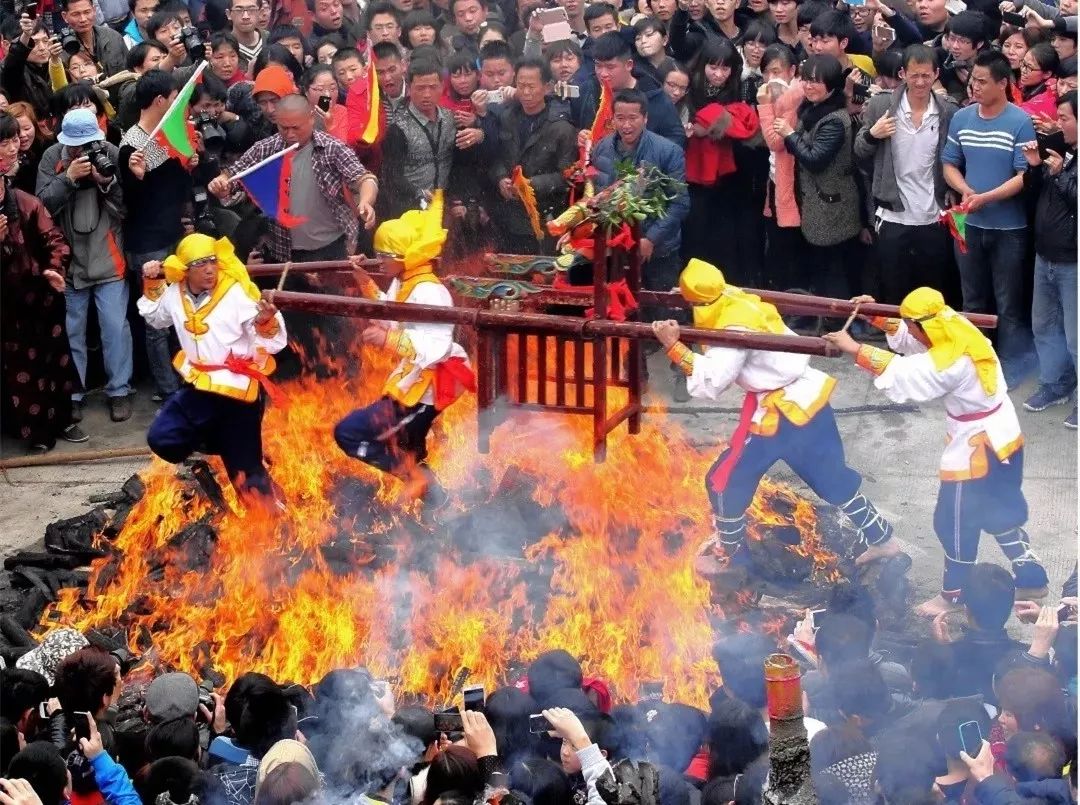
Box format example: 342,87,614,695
57,108,104,147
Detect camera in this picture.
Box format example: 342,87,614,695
178,25,206,62
58,27,81,55
84,141,116,178
317,95,332,113
195,112,226,151
191,185,218,235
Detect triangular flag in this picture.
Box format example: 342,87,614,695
238,148,308,228
589,81,614,144
360,60,383,145
153,70,202,166
511,165,544,241
940,205,969,254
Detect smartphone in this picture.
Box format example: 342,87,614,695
553,81,580,99
529,713,551,735
484,88,505,104
38,701,50,719
317,95,332,112
73,711,93,742
1058,602,1077,623
532,6,568,25
944,0,967,13
1001,10,1026,25
462,684,485,712
639,681,664,702
873,22,896,44
24,1,37,18
542,20,574,42
1039,130,1067,160
433,710,463,732
810,608,828,628
785,634,819,666
958,720,983,757
851,82,869,105
846,0,865,6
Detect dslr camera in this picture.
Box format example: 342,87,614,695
178,25,206,61
58,27,81,55
194,112,226,152
84,141,116,178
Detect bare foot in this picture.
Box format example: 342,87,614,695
915,594,962,618
856,539,902,566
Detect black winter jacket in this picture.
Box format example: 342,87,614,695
1030,151,1077,263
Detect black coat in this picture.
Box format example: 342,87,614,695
487,99,578,237
1030,151,1077,263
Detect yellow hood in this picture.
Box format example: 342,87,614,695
373,190,447,274
162,234,261,302
900,287,999,396
678,258,786,334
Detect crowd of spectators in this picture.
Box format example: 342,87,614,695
0,575,1075,805
0,0,1077,441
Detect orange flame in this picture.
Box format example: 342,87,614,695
42,338,839,708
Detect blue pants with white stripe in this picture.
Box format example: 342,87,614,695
933,447,1028,595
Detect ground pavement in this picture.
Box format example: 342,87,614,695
1,356,1076,635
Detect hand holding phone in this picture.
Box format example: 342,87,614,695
958,720,983,758
462,684,485,712
529,713,551,734
1001,10,1026,24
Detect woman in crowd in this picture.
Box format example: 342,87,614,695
0,111,83,455
634,18,675,81
6,101,51,194
772,54,861,301
403,11,441,51
661,63,692,129
1019,42,1061,118
682,38,760,282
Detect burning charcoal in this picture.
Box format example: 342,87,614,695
0,646,32,665
13,590,49,630
189,460,226,509
85,627,124,653
121,474,146,503
0,615,37,647
44,508,109,554
320,536,392,575
103,504,134,538
10,567,56,602
4,552,85,572
166,518,218,570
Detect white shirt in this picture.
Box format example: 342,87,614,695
138,280,287,401
686,325,836,436
878,93,941,227
377,278,469,406
873,320,1022,480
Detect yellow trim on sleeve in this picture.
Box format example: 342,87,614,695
856,345,895,375
750,375,837,436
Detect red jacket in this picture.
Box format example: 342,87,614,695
685,101,759,185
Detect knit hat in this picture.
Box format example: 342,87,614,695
252,64,298,100
15,628,88,685
57,108,105,147
145,672,200,724
255,739,320,793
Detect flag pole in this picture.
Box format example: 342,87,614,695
230,143,300,182
144,60,210,145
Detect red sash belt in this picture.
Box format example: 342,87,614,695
434,356,477,410
708,391,758,494
947,402,1001,422
191,352,285,407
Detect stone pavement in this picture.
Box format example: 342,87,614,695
1,357,1076,629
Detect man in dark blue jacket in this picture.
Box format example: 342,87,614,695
572,32,686,148
593,88,690,398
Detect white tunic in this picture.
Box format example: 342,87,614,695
138,280,288,402
377,278,469,406
873,320,1022,481
686,325,836,435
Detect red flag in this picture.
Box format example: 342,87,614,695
589,81,614,144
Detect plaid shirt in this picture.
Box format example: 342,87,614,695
225,130,370,260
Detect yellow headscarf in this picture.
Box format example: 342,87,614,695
162,234,261,302
899,287,999,396
678,258,787,334
373,190,447,275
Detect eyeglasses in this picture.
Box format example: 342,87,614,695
231,6,258,14
1020,61,1038,71
186,257,216,268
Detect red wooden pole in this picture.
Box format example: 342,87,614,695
270,291,842,356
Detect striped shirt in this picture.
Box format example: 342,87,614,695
941,102,1036,230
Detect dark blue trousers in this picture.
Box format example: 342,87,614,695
706,404,863,516
147,387,272,496
333,396,439,474
934,447,1028,593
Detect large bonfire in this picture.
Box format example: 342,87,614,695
41,337,839,708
